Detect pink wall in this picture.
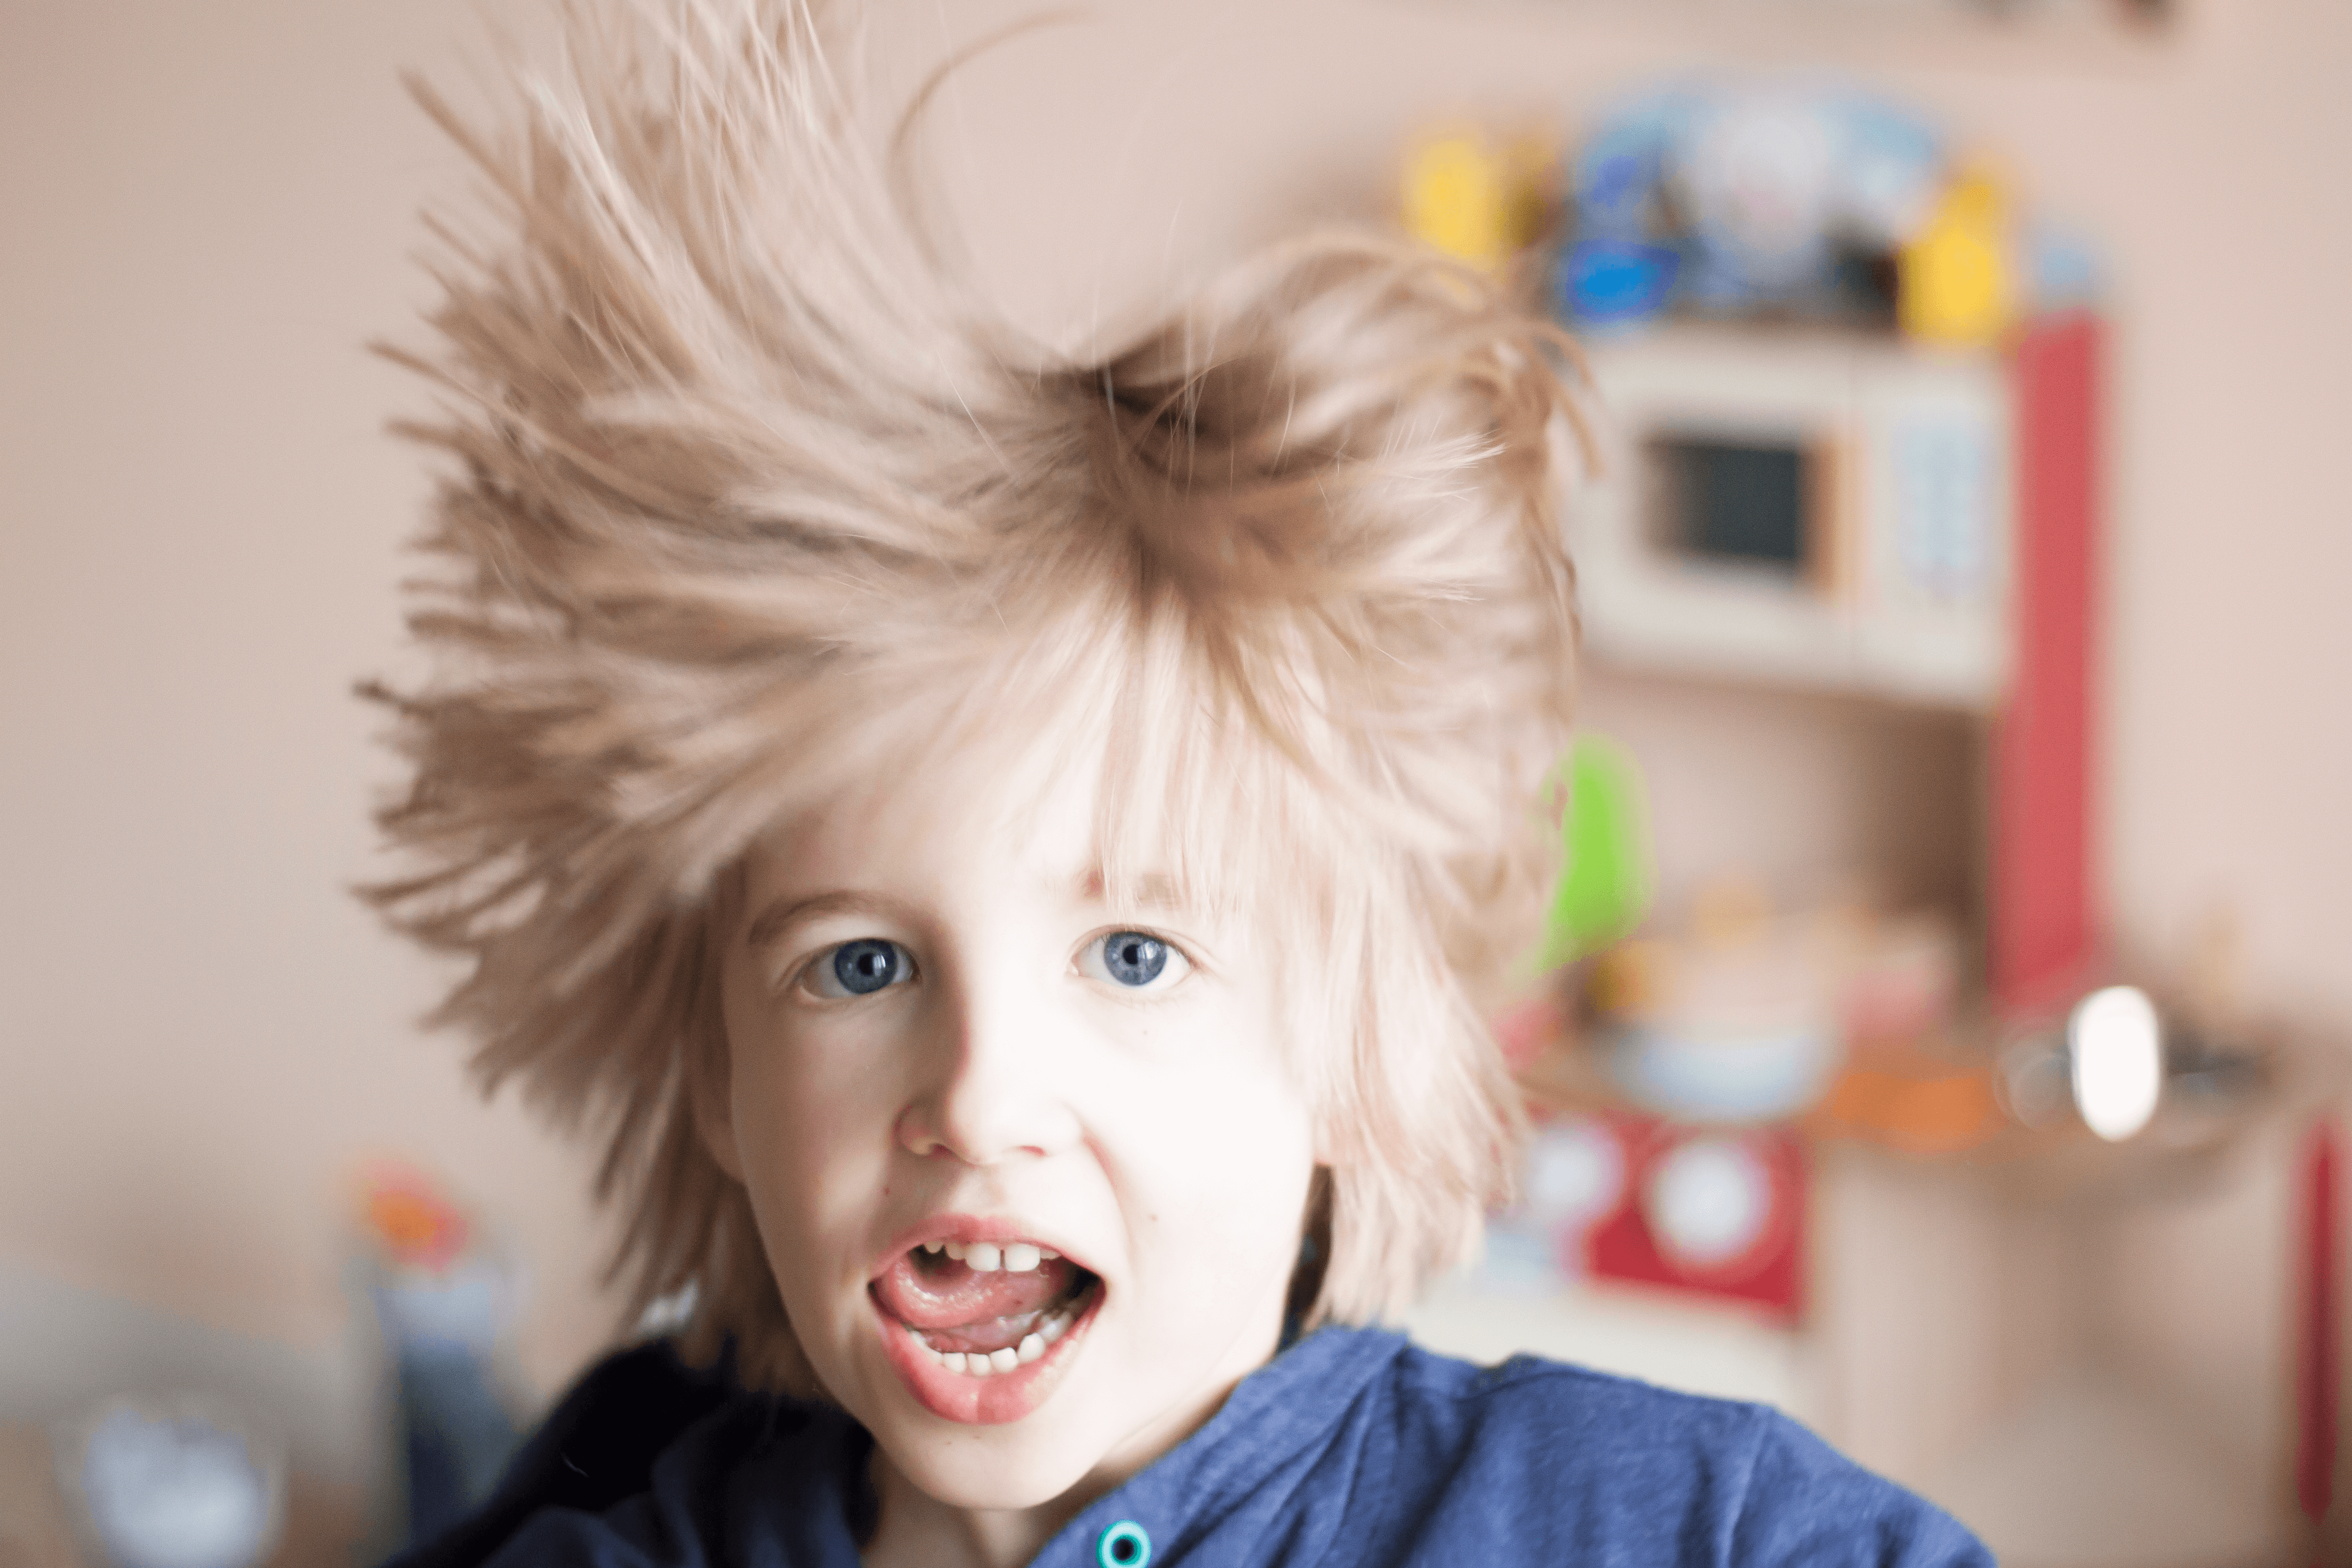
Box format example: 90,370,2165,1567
0,1,619,1400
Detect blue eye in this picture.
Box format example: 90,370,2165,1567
1079,931,1191,992
804,939,914,999
1102,933,1166,986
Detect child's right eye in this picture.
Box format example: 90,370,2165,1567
800,939,917,999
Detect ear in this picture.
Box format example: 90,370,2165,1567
690,1022,745,1183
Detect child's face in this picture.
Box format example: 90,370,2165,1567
713,755,1321,1511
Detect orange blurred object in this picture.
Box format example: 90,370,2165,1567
1813,1060,2003,1155
360,1165,470,1272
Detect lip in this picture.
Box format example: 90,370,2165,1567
873,1278,1102,1424
867,1213,1103,1425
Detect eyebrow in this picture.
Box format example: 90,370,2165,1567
1078,869,1197,914
741,890,918,953
741,873,1202,953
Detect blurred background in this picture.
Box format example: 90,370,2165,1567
3,1,2348,1564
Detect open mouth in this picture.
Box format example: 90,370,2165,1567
869,1236,1103,1422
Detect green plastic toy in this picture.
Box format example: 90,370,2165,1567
1537,733,1653,970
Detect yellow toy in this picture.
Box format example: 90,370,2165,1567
1899,162,2018,348
1401,128,1552,273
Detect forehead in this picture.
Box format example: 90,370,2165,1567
741,747,1101,908
735,665,1333,935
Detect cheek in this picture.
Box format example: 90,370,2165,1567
721,983,901,1263
1112,1026,1319,1274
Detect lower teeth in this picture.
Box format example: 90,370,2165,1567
913,1311,1074,1375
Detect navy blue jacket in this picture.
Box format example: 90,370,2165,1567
391,1326,1990,1566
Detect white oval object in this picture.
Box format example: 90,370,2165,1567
1609,1022,1841,1123
1523,1118,1626,1227
1645,1136,1773,1270
2069,986,2163,1142
61,1402,283,1568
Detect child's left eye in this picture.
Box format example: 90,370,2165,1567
1077,931,1192,992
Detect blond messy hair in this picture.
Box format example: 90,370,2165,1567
368,0,1587,1392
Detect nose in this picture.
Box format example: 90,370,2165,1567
895,962,1082,1167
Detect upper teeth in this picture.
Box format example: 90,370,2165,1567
934,1239,1054,1272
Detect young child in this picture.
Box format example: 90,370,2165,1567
368,5,1991,1564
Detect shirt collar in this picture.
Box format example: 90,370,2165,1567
1033,1324,1409,1567
735,1323,1408,1567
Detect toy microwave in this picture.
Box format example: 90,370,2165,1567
1568,326,2011,709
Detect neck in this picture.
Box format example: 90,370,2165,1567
860,1331,1278,1568
862,1456,1079,1568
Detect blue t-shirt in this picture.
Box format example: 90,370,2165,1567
391,1326,1990,1566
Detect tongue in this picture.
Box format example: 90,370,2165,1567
871,1250,1079,1333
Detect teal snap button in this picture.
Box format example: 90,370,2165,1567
1097,1520,1151,1568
